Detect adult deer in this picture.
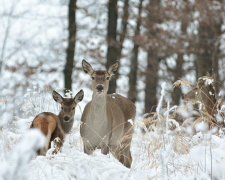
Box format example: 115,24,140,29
30,90,84,155
80,59,136,168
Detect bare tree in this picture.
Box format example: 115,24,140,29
64,0,77,91
144,0,161,113
128,0,143,103
0,0,20,74
195,0,223,93
106,0,129,94
171,1,190,105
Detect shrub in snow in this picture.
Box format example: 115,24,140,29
0,129,45,180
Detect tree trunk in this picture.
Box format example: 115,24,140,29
117,0,129,58
171,18,187,105
145,52,159,113
106,0,118,94
106,0,129,94
212,40,220,93
144,0,160,113
172,53,184,105
196,14,222,93
212,19,222,94
128,0,143,103
64,0,76,92
196,23,213,78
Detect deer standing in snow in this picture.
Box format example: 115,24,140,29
80,59,136,168
30,90,84,155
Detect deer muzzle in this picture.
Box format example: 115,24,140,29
64,116,70,121
96,85,104,92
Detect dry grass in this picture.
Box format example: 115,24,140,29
173,135,190,154
173,79,193,88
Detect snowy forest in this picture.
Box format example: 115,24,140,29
1,0,225,179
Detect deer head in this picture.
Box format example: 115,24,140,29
52,90,84,122
82,59,119,95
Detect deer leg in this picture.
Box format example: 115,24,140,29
100,135,110,155
39,147,48,156
51,137,63,155
109,132,125,165
121,145,132,168
101,144,109,155
120,122,133,168
118,148,124,165
83,141,95,155
119,136,132,168
109,144,122,163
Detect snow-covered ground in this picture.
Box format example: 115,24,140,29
1,87,225,180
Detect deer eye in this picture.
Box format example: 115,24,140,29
106,77,110,80
92,76,95,80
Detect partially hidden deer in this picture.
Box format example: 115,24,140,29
80,59,136,168
30,90,84,155
182,76,224,128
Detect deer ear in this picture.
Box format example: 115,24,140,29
52,90,63,104
74,89,84,103
108,61,120,77
82,59,93,75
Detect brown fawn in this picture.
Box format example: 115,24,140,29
80,59,136,168
30,90,84,155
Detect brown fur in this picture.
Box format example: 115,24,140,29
30,90,84,156
32,113,57,136
31,112,64,155
80,59,135,168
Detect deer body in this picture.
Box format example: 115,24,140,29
31,90,84,155
80,60,135,168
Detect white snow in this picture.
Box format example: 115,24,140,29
195,121,209,132
0,129,45,180
128,119,133,125
200,77,214,86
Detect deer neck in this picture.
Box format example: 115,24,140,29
58,113,74,133
91,93,107,111
89,93,108,123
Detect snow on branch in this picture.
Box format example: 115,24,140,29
0,129,45,180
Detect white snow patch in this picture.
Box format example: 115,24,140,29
128,119,133,125
0,129,45,180
216,113,224,123
200,77,214,85
209,91,214,96
195,121,209,132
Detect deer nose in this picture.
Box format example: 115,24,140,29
64,116,70,121
96,85,103,92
